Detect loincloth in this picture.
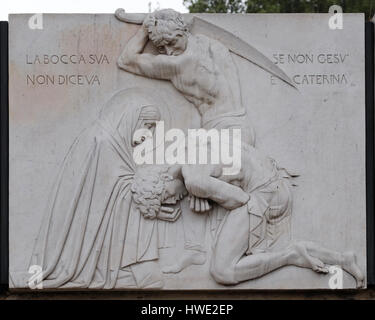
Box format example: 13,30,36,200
202,108,247,130
246,175,292,255
202,108,256,147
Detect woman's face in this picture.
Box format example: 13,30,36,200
132,107,161,147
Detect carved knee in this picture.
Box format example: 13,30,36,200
209,258,237,285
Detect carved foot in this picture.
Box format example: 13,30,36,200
162,250,206,274
288,242,329,274
341,252,365,289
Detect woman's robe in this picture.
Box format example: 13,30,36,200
29,88,162,289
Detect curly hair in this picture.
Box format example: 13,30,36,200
143,9,188,47
131,166,173,219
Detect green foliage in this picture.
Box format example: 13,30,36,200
183,0,246,13
184,0,375,20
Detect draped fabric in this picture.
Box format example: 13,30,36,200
29,88,164,289
202,108,256,148
202,108,247,129
246,175,292,255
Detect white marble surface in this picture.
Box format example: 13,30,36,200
9,13,366,289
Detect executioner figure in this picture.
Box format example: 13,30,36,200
117,8,256,146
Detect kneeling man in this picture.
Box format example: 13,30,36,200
180,143,364,288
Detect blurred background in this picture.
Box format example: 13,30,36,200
184,0,374,20
0,0,374,21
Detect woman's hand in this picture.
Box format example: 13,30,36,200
156,206,181,222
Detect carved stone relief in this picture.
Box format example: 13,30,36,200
8,10,367,289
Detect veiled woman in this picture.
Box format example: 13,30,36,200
29,87,168,289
